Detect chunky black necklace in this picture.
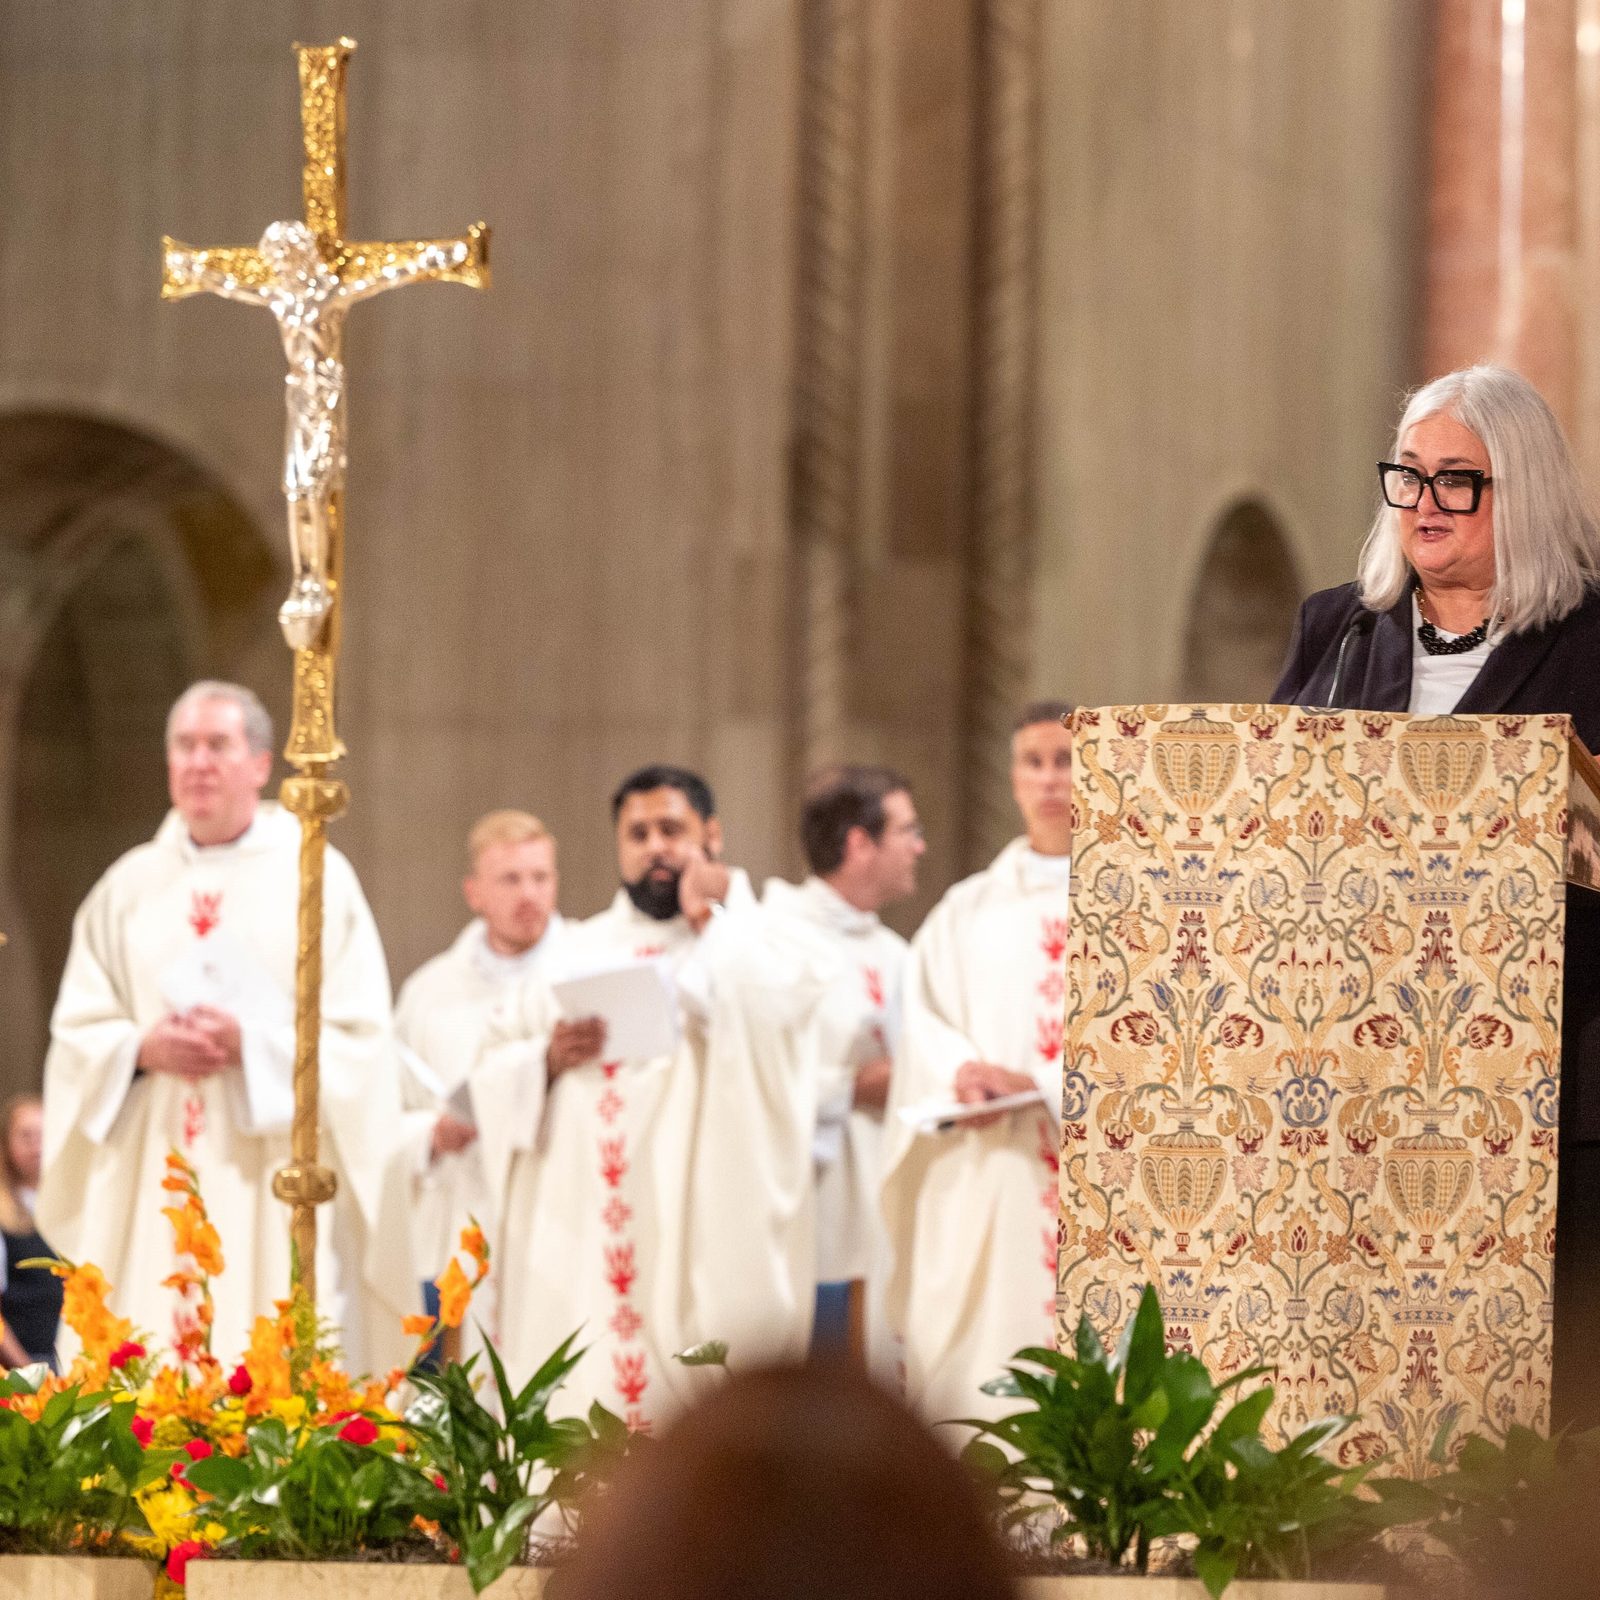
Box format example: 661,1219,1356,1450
1416,614,1491,655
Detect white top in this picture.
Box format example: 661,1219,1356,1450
1408,594,1499,715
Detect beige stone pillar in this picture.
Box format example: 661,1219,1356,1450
1425,0,1578,426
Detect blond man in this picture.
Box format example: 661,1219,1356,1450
395,811,566,1334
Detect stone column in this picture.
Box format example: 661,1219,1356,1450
1425,0,1578,426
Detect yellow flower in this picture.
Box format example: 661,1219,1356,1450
268,1395,307,1429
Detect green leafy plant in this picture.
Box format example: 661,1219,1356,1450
0,1368,167,1554
960,1285,1394,1597
404,1331,641,1593
182,1411,426,1562
1363,1419,1600,1596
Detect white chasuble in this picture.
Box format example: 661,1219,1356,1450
37,804,416,1373
474,875,822,1431
395,917,566,1328
760,877,906,1359
880,838,1069,1425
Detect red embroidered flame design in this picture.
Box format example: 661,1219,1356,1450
599,1137,628,1189
1039,917,1068,965
1035,1015,1064,1065
614,1350,648,1407
188,892,222,938
604,1242,638,1298
182,1093,206,1148
597,1088,624,1124
610,1303,642,1342
863,966,885,1009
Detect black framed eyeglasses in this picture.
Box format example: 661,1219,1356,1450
1377,462,1492,514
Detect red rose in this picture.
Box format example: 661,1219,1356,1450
166,1539,210,1585
228,1365,252,1396
339,1416,379,1446
433,1473,448,1491
130,1415,154,1448
184,1438,213,1461
108,1340,146,1370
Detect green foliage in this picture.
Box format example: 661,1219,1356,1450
1363,1419,1600,1592
404,1331,642,1593
960,1285,1393,1597
182,1414,425,1561
0,1368,168,1553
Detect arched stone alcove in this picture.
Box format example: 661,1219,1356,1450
0,413,276,1098
1178,500,1303,704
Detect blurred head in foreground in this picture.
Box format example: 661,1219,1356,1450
556,1362,1017,1600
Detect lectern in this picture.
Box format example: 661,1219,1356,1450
1059,705,1600,1474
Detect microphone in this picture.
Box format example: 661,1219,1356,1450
1326,611,1375,707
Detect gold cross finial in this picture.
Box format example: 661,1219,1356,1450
162,39,489,302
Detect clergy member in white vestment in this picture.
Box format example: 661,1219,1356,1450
37,682,415,1373
761,765,922,1364
474,765,823,1431
395,809,567,1341
881,701,1074,1424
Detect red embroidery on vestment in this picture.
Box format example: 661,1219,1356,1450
599,1138,628,1189
189,891,222,938
1040,916,1068,965
1035,1015,1064,1065
182,1093,206,1148
610,1303,642,1342
863,965,885,1009
614,1350,648,1407
597,1088,623,1124
605,1242,638,1297
602,1196,632,1234
633,945,665,961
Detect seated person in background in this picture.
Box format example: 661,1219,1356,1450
557,1361,1017,1600
473,765,826,1430
0,1095,60,1368
762,764,923,1364
396,809,567,1348
881,701,1073,1425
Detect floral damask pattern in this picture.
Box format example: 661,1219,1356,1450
1058,706,1575,1475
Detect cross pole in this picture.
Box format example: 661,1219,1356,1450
161,38,489,1314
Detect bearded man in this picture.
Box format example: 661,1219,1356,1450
474,766,823,1428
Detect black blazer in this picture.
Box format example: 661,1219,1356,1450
1272,580,1600,754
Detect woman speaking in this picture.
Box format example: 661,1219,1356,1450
1273,364,1600,747
1275,362,1600,1426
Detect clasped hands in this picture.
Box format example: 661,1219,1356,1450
137,1006,242,1080
954,1059,1037,1128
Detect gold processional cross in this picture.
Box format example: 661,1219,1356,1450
162,38,489,1311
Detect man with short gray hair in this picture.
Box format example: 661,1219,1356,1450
38,681,417,1372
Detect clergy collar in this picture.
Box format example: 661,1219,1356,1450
467,915,562,980
158,800,295,862
994,836,1073,893
797,874,883,936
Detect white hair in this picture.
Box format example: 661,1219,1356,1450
166,681,275,755
1355,364,1600,633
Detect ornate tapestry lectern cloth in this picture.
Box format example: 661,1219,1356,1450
1059,705,1575,1475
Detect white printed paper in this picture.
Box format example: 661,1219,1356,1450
550,959,679,1061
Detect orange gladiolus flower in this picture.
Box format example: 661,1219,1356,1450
460,1222,490,1281
162,1200,225,1277
402,1314,436,1338
434,1258,472,1329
